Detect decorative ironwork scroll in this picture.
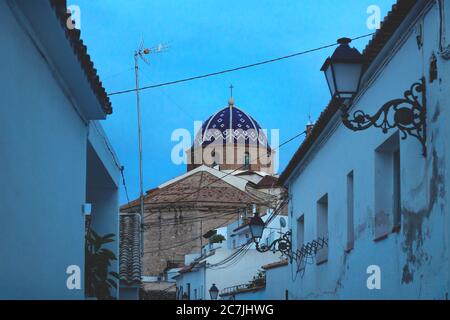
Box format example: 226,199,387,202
255,231,293,260
254,231,329,278
341,78,427,156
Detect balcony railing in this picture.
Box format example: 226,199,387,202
220,277,266,296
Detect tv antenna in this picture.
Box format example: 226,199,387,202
133,39,169,256
136,40,170,64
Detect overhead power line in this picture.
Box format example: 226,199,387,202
143,215,235,254
108,33,374,97
152,129,307,209
123,125,305,220
126,128,305,217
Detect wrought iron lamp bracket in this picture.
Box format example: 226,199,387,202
255,231,294,261
254,231,329,264
340,78,427,157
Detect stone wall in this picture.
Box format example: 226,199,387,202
143,207,240,276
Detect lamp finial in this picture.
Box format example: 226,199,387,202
337,37,352,46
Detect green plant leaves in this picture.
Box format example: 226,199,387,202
85,229,118,300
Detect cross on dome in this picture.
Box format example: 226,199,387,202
228,84,235,107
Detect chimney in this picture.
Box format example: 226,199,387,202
306,118,314,137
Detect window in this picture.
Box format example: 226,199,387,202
194,289,197,300
297,215,305,250
346,171,354,251
316,194,328,264
244,152,250,169
374,132,401,240
211,150,217,167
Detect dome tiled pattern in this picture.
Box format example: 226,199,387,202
194,105,270,150
119,214,142,285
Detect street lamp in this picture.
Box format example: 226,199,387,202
248,213,293,260
247,213,328,276
248,212,265,241
209,284,219,300
321,37,365,99
321,37,427,157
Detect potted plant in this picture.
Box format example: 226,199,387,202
85,229,119,300
209,234,226,244
249,270,266,288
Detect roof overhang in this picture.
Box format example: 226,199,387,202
278,0,428,186
12,0,110,119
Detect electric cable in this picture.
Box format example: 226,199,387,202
108,33,374,96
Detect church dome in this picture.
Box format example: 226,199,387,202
194,102,270,150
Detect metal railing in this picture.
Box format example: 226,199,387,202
220,278,266,296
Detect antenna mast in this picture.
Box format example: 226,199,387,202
134,40,169,256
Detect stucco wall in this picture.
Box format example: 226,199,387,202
232,265,290,300
0,0,87,299
0,1,120,299
231,288,266,300
176,249,283,300
286,2,449,299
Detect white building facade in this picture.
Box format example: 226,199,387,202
0,0,121,299
279,0,450,299
175,215,288,300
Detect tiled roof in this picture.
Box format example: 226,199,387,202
194,104,270,150
278,99,340,185
178,261,206,274
254,175,279,189
362,0,418,67
278,0,418,185
119,214,142,285
121,170,264,211
49,0,112,114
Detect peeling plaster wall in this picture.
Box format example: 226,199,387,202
285,2,449,299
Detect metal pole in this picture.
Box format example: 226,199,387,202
134,52,145,254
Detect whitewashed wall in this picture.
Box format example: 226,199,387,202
0,1,120,299
284,1,450,299
232,264,290,300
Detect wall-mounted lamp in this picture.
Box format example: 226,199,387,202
321,37,427,156
209,283,219,300
248,213,293,260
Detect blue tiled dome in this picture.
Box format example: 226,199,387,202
194,101,270,150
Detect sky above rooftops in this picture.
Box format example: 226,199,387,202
69,0,395,204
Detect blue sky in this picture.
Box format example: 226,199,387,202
69,0,395,204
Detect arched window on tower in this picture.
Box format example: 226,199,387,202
244,152,250,169
211,150,217,167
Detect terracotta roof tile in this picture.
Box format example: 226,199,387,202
279,0,418,185
255,175,279,189
49,0,112,114
121,171,264,210
119,214,142,285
